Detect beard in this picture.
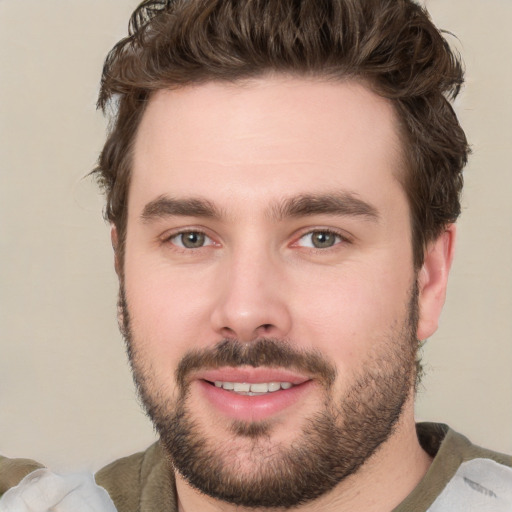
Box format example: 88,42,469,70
119,283,419,509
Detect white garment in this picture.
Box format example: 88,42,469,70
428,458,512,512
2,452,511,511
0,468,117,512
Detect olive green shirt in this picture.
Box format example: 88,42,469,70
1,423,511,511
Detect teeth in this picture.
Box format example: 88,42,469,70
233,383,251,392
212,381,294,394
250,383,269,393
268,382,281,392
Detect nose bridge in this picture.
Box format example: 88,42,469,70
210,238,291,342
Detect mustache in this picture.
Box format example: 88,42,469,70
175,338,337,389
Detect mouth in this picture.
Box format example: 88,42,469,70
194,368,314,422
209,380,294,396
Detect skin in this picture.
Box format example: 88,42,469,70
115,76,455,512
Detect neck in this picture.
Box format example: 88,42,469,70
174,398,431,512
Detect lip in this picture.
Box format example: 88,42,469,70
198,367,310,385
194,367,314,422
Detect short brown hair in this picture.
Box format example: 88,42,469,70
94,0,469,268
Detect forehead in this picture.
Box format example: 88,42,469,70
130,76,405,215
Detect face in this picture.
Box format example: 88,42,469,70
121,77,421,507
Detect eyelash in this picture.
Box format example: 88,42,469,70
293,228,351,250
161,228,352,252
163,229,216,250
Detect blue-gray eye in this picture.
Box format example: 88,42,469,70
299,231,341,249
173,231,208,249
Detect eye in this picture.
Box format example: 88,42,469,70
297,230,344,249
170,231,213,249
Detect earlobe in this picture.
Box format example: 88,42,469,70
416,224,456,341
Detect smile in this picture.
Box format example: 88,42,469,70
212,381,294,395
197,374,314,422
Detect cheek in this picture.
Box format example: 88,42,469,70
123,253,217,361
290,260,414,372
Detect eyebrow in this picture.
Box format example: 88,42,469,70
141,195,222,222
140,191,379,223
269,192,380,222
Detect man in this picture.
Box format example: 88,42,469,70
1,0,511,511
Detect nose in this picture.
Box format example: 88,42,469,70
209,246,292,342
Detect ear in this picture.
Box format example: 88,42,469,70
111,225,121,277
416,224,456,341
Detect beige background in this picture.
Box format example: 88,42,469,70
0,0,511,473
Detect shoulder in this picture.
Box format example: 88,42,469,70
428,425,512,511
95,442,176,512
419,422,512,468
0,455,45,497
394,423,512,512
